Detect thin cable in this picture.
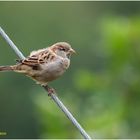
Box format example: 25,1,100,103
51,93,92,139
0,26,92,139
0,27,25,59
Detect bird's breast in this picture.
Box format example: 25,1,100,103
39,58,70,82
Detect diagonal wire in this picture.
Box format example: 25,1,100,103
0,26,92,139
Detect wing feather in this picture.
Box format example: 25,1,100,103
21,49,56,66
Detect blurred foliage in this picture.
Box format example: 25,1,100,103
0,1,140,139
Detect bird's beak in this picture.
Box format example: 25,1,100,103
69,48,76,54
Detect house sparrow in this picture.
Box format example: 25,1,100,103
0,42,76,94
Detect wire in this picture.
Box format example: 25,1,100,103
0,26,92,139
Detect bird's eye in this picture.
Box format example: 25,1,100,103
59,48,65,51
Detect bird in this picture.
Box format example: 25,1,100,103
0,42,76,95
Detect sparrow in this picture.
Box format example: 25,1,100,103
0,42,76,94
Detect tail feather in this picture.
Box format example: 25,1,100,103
0,66,14,71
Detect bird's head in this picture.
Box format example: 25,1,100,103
50,42,76,59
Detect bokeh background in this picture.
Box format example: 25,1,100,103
0,1,140,139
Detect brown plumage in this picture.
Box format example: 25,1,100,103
0,42,76,86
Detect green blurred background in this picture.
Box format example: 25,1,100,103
0,1,140,139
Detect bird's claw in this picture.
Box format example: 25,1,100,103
47,87,56,96
42,85,56,96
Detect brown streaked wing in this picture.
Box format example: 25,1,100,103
22,49,55,66
21,56,39,66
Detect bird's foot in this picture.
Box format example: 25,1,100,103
42,85,56,96
47,87,56,96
